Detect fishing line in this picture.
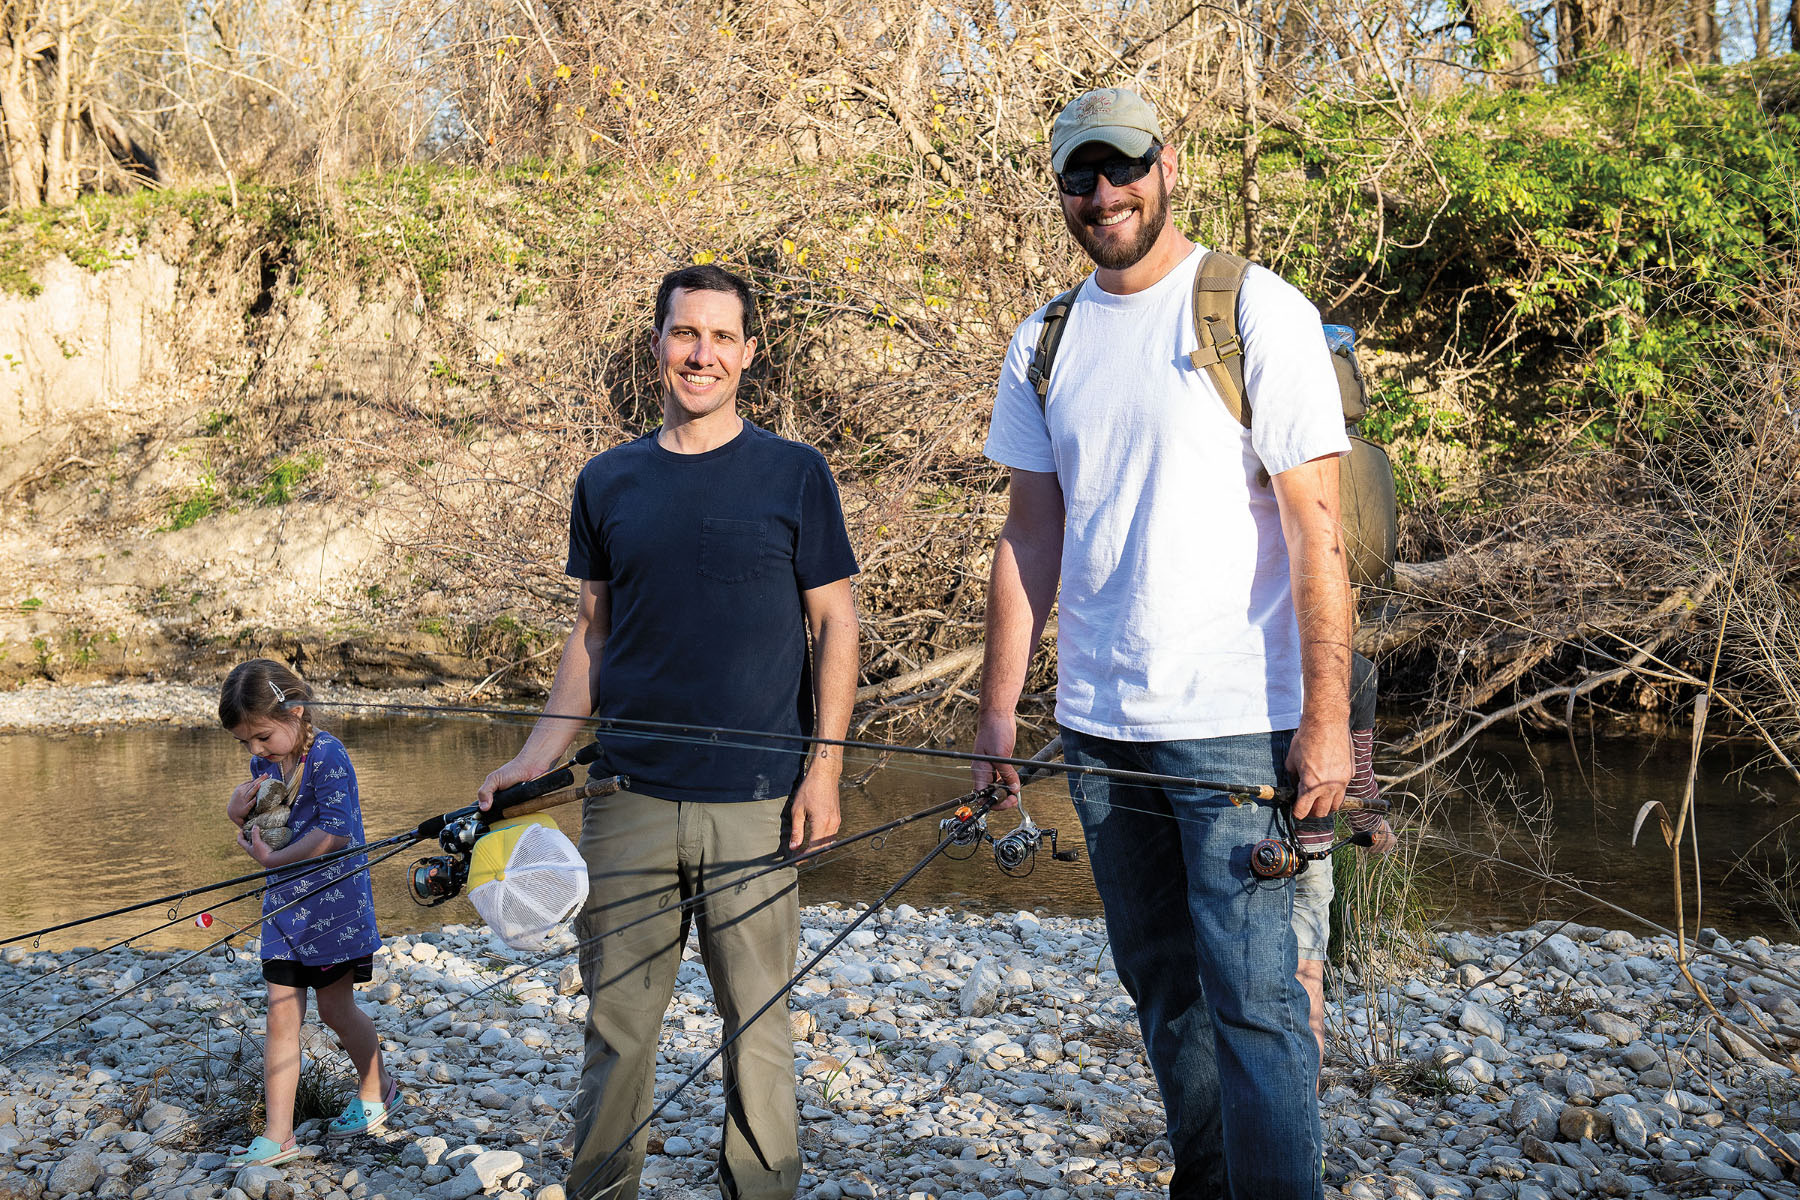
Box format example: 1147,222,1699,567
444,791,978,1015
0,837,425,1066
0,746,605,950
0,876,276,1001
0,832,419,949
568,787,1008,1200
308,700,1295,801
319,703,1368,841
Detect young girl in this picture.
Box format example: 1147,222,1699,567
220,658,397,1167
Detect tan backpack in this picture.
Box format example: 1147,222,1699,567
1025,249,1399,589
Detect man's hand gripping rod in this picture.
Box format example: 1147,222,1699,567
408,744,628,907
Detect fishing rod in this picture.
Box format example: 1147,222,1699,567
0,834,414,949
569,783,1013,1200
307,700,1298,802
444,792,974,1012
0,744,609,951
0,876,276,1001
0,757,615,1063
0,835,426,1066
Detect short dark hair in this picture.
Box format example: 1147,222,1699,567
654,265,756,337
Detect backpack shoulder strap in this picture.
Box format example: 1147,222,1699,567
1025,288,1081,412
1188,250,1253,429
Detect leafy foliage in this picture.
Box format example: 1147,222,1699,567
1281,58,1800,454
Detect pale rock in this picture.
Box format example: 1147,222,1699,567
1561,1070,1596,1101
1439,935,1485,966
1509,1093,1560,1141
1582,1012,1640,1045
535,1188,567,1200
1740,1141,1783,1181
233,1165,286,1200
959,960,1001,1018
1469,1035,1510,1062
556,964,583,997
927,1045,962,1073
1698,1158,1754,1184
424,1172,485,1200
47,1147,102,1197
1530,934,1583,975
833,963,875,987
1608,1104,1650,1155
469,1151,524,1188
1458,1004,1506,1043
1715,1025,1772,1064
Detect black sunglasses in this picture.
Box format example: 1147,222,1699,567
1056,145,1161,197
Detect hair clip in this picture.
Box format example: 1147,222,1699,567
269,680,287,704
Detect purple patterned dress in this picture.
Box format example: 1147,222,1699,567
252,730,382,966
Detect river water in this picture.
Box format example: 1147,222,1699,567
3,715,1795,953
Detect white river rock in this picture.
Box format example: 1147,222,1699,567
2,907,1797,1200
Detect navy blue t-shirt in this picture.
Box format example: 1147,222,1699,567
566,421,859,802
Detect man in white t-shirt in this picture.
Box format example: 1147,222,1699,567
972,87,1352,1199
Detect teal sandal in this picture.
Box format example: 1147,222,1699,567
226,1135,303,1167
327,1077,400,1139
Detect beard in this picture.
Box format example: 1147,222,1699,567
1062,170,1170,270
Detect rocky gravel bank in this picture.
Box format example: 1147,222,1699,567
2,909,1798,1200
0,681,446,734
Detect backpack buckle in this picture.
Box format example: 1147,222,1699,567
1188,335,1242,370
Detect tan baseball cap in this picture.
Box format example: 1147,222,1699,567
1050,88,1162,173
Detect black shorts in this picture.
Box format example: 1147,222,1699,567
262,955,374,990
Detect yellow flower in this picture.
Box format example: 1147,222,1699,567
781,238,796,255
694,251,716,264
555,63,572,80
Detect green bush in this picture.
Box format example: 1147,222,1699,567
1280,57,1800,458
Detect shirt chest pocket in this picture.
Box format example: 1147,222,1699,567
698,517,767,583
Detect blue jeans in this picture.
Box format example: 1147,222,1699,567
1061,727,1322,1200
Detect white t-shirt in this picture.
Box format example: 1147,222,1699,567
984,246,1349,741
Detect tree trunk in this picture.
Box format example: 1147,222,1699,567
1687,0,1718,60
1234,0,1260,260
1790,0,1799,50
82,95,157,183
43,0,73,206
1555,0,1589,73
1755,0,1771,55
0,33,44,208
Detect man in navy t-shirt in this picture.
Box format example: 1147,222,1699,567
480,264,859,1200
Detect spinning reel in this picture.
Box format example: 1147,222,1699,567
942,806,1080,877
407,745,624,907
409,811,488,907
1248,829,1374,880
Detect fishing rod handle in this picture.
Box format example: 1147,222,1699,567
489,773,629,820
481,742,606,813
488,766,575,812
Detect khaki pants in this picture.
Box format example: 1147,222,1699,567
564,787,801,1200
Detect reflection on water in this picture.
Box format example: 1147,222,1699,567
0,715,1793,953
